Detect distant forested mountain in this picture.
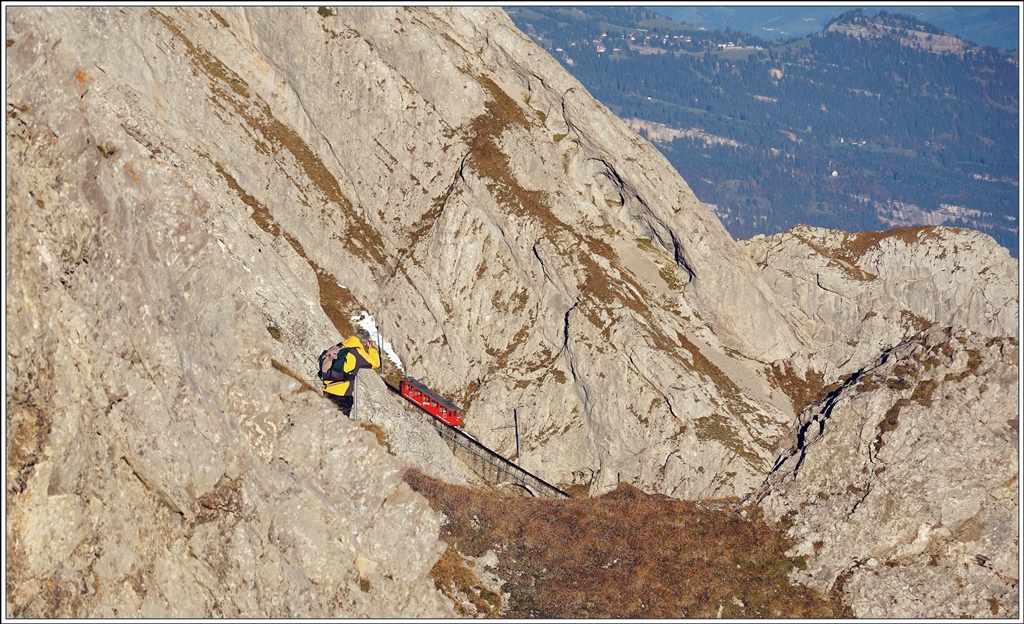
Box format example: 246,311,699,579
647,5,1020,51
507,7,1019,256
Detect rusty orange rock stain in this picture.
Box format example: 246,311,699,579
122,163,141,184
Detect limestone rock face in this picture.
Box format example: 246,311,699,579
6,5,823,503
6,8,452,618
742,225,1018,378
354,372,471,486
5,5,1019,620
313,7,813,497
5,5,804,617
754,326,1019,618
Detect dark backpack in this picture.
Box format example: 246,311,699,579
318,346,352,383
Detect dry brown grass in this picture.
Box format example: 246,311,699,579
209,9,230,27
911,379,939,406
842,226,945,258
6,403,52,495
900,309,932,333
270,359,318,393
466,74,557,231
429,546,503,617
358,422,391,454
560,482,592,499
765,362,843,416
679,334,741,398
406,470,849,618
790,230,876,281
874,398,909,452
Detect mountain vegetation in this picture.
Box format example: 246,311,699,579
406,469,849,618
506,7,1019,256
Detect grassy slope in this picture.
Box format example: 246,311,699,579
406,469,850,618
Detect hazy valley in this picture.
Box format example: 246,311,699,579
508,7,1019,256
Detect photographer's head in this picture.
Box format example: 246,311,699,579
355,328,372,349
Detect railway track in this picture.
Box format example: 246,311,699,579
425,417,570,499
358,375,570,498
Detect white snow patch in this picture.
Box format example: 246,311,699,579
351,310,404,371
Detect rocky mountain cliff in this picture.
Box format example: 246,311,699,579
824,9,978,55
5,6,1018,618
743,225,1018,378
754,326,1018,618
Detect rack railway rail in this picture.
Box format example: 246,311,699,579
398,377,568,499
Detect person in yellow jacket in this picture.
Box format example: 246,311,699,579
318,328,381,416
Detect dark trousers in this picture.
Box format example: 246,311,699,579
327,394,354,417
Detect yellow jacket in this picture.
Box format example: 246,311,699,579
322,336,381,397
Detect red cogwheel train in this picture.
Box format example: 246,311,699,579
400,377,463,427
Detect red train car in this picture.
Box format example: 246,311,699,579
400,378,463,427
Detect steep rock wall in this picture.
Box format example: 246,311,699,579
743,225,1018,378
354,372,472,487
753,326,1018,618
298,7,815,496
3,6,824,500
5,5,809,616
5,6,1019,619
6,7,452,618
